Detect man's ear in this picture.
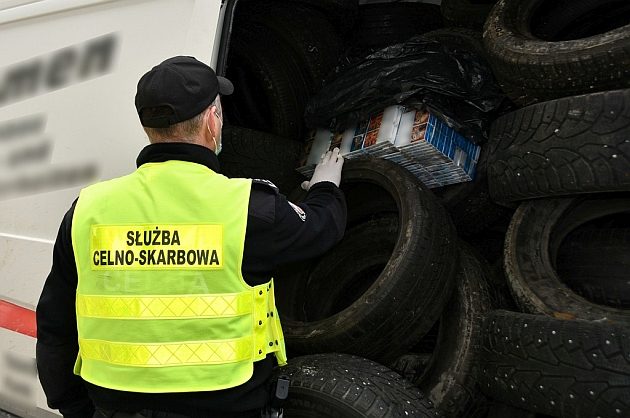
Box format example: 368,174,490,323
205,105,218,135
202,106,211,127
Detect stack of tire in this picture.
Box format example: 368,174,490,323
221,1,447,416
220,0,630,417
477,0,630,417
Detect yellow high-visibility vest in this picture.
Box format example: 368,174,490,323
71,160,286,393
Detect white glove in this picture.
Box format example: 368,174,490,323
301,147,344,191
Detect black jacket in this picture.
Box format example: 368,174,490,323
36,142,346,418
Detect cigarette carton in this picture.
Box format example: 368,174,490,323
297,105,480,188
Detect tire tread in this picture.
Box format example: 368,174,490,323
279,353,441,417
488,89,630,203
480,310,630,418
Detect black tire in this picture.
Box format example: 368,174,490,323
284,179,400,230
218,126,303,193
299,217,399,322
504,195,630,323
275,353,442,418
225,24,310,140
242,2,343,94
342,182,398,228
435,146,510,237
488,89,630,204
440,0,496,30
353,3,443,49
415,244,494,418
275,159,459,364
483,0,630,105
479,310,630,418
556,227,630,309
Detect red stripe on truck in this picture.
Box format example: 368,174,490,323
0,299,37,338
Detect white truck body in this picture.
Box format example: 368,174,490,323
0,1,227,415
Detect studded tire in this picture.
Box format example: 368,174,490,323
488,89,630,205
483,0,630,106
479,310,630,418
504,195,630,323
275,353,442,418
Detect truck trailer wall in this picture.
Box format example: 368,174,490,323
0,1,225,415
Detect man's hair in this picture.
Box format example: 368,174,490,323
143,111,204,143
143,101,218,142
142,95,220,142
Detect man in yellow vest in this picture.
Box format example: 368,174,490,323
36,56,346,418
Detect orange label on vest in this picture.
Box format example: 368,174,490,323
90,224,223,270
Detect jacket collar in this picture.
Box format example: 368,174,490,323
136,142,220,172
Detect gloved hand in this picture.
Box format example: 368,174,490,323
301,148,344,191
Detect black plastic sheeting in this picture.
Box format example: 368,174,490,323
305,36,507,144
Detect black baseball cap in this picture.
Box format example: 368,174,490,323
135,56,234,128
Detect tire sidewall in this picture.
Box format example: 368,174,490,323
504,197,630,322
279,159,458,362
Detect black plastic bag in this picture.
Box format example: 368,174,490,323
304,36,507,144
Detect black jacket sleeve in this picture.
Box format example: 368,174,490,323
272,181,346,265
243,180,347,275
36,201,95,418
